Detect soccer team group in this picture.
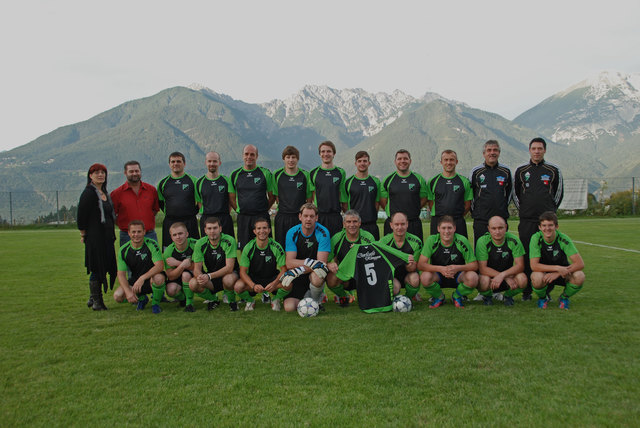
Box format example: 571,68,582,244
105,137,585,314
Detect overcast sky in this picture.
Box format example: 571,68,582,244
1,0,639,152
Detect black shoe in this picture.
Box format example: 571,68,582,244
87,297,94,308
261,292,271,304
179,299,187,307
229,302,238,312
161,294,170,303
92,295,108,311
184,304,195,313
318,303,326,312
522,293,532,301
207,300,220,311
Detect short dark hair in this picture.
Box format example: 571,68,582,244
318,141,336,154
437,215,455,227
128,219,145,230
529,137,547,150
282,146,300,160
168,152,185,163
124,160,140,170
355,151,370,161
203,216,221,227
395,149,411,159
441,149,457,159
538,211,558,226
252,218,271,229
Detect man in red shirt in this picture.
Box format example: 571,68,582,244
111,161,160,245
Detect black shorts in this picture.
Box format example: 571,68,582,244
361,222,380,240
167,270,194,285
394,265,411,285
436,272,462,289
163,216,199,249
201,213,234,239
274,212,300,249
286,273,311,300
205,274,225,293
384,217,424,242
129,272,167,295
237,213,271,250
318,212,343,237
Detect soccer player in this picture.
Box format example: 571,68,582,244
234,218,287,311
310,141,347,237
111,160,159,245
163,222,199,312
529,211,585,309
113,220,166,314
230,144,275,250
380,149,428,241
475,216,527,306
417,215,478,308
377,212,423,300
196,151,236,239
273,146,313,248
427,149,473,238
276,203,330,313
157,152,200,249
325,210,376,306
344,151,382,239
469,140,513,246
189,216,239,311
514,137,564,300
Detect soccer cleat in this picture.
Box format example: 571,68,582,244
222,294,229,304
412,293,423,302
558,297,570,310
87,297,94,308
452,292,465,308
229,301,238,312
482,295,493,306
522,293,532,301
271,299,281,311
179,299,186,307
472,294,484,302
184,304,196,313
160,295,170,303
503,296,515,306
136,295,149,311
207,300,220,311
245,301,255,311
333,295,339,304
261,293,271,304
318,303,326,312
322,293,328,304
429,294,446,309
493,293,504,302
348,292,356,304
152,304,162,314
537,297,550,309
339,296,350,307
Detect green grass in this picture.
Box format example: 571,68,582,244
1,218,639,427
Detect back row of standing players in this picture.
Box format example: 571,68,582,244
111,137,583,312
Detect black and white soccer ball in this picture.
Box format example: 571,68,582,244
392,295,412,312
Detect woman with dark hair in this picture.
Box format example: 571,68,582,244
77,163,117,310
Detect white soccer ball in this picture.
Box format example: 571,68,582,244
297,297,320,318
393,295,412,313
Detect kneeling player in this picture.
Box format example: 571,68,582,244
475,216,527,306
530,211,585,309
163,222,198,311
113,220,166,314
325,210,375,306
417,215,478,308
234,218,287,311
377,211,423,299
189,217,239,311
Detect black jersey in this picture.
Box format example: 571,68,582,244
381,171,428,220
192,234,237,273
427,173,473,217
421,233,476,266
273,168,312,214
196,175,232,215
475,232,525,272
117,238,163,279
514,160,563,221
529,231,578,267
310,166,347,214
336,243,409,313
344,175,382,224
240,238,286,280
469,163,513,221
162,237,197,270
230,166,274,214
378,232,423,260
157,174,199,218
330,229,376,263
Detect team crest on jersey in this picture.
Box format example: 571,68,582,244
306,240,314,248
408,183,415,190
265,255,272,263
524,172,531,181
139,252,147,261
479,174,485,183
553,249,559,257
182,184,189,190
332,177,340,184
453,185,460,192
254,178,261,184
450,254,458,261
368,186,375,193
541,174,550,185
216,253,222,260
496,176,505,186
297,182,303,190
219,185,225,192
502,252,509,259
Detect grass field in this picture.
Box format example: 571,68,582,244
1,218,639,427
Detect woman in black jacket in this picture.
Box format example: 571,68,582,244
77,163,117,310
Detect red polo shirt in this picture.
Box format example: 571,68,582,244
111,181,159,232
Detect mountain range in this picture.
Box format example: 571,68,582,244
1,70,638,219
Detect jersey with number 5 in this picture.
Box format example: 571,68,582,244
336,243,409,313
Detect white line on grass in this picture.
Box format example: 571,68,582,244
573,240,640,254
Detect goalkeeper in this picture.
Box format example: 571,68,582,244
275,203,331,312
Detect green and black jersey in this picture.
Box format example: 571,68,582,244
273,168,312,214
229,166,274,214
336,243,410,313
310,166,347,214
163,237,198,271
192,234,237,273
240,238,286,281
529,230,578,267
330,229,376,263
196,175,232,215
421,233,476,266
378,232,423,261
344,175,382,224
475,231,524,272
427,173,473,217
157,173,200,217
117,238,163,279
381,171,428,220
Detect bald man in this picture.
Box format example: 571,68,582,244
196,151,236,238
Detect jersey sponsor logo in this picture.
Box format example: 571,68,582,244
541,174,550,185
496,176,505,186
356,250,382,262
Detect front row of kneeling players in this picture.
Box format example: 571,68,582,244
112,204,585,314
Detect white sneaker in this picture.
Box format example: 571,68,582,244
493,292,504,301
271,299,281,311
245,301,255,311
473,294,485,301
222,294,229,304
